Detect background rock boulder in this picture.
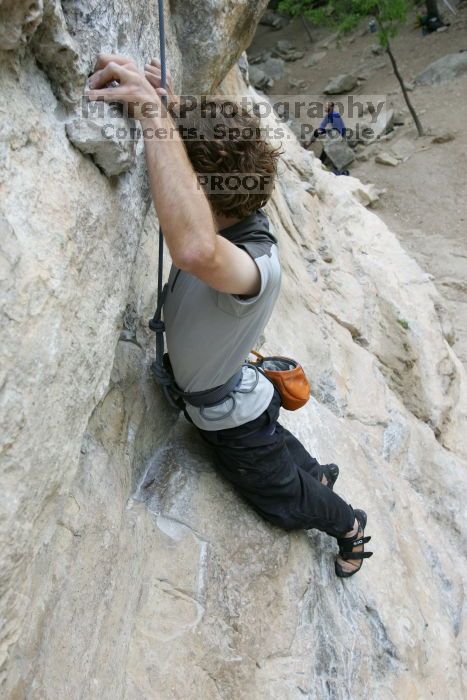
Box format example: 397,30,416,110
415,51,467,85
323,139,355,170
323,72,358,94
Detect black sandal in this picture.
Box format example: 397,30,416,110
322,463,339,490
335,509,373,578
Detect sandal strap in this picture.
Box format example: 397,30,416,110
340,551,373,560
337,534,371,551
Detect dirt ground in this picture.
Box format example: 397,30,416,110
247,5,467,366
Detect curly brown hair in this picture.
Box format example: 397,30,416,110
174,98,281,219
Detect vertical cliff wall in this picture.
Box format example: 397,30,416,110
1,2,466,699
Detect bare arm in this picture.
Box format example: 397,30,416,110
86,55,261,296
142,117,261,295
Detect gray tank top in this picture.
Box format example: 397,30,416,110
163,210,281,431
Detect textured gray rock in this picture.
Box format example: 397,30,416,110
259,9,289,30
432,131,456,144
171,0,269,92
248,56,285,90
288,76,307,89
257,56,285,82
237,51,249,85
393,110,406,126
415,51,467,85
65,109,138,177
248,64,272,91
0,0,43,50
359,108,395,143
319,32,339,50
272,40,304,62
375,151,399,166
30,0,84,104
304,51,326,67
373,108,395,138
323,139,355,170
248,49,271,65
323,73,358,94
388,138,416,162
1,4,467,700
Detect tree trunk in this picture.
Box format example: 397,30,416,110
425,0,441,20
300,15,313,43
386,41,424,137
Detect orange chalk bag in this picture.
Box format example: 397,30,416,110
250,351,311,411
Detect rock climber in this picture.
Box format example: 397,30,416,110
85,54,372,577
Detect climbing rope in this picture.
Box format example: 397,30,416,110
147,0,248,414
148,0,176,404
155,0,167,306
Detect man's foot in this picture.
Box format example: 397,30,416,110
335,509,373,578
320,463,339,490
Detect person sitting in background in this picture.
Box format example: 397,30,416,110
312,102,350,175
314,101,347,138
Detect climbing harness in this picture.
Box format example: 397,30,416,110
147,0,250,415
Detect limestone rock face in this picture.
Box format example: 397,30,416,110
0,0,43,51
1,5,467,700
170,0,270,92
65,110,138,177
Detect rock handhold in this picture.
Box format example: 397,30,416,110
323,73,358,94
30,0,85,105
415,52,467,85
66,110,137,177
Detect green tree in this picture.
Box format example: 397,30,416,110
279,0,424,135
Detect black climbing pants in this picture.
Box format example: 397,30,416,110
196,389,355,538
